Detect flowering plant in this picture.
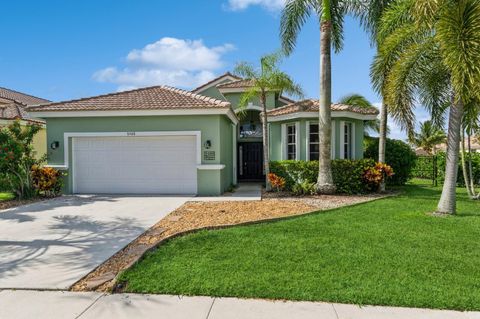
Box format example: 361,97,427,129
268,173,286,192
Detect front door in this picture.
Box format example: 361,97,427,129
238,142,264,181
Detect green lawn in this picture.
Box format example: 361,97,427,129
120,184,480,311
0,192,14,202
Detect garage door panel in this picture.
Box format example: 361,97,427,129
72,135,197,194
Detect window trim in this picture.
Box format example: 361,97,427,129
339,121,356,159
305,121,336,161
282,122,299,160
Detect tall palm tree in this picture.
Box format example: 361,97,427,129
280,0,349,194
374,0,480,214
354,0,394,192
234,52,304,191
338,93,387,135
410,120,446,155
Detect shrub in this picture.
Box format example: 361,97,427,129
292,180,316,196
270,159,391,194
363,162,395,191
436,152,480,186
0,121,43,199
267,173,286,192
31,166,64,197
364,136,416,185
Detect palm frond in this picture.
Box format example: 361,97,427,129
280,0,313,55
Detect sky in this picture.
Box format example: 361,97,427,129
0,0,430,140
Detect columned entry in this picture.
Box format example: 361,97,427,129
238,142,264,181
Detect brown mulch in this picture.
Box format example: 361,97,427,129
0,198,46,211
71,193,390,293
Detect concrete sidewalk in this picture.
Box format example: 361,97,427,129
1,290,479,319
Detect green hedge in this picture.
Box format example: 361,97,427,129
270,159,376,194
437,152,480,186
364,136,416,185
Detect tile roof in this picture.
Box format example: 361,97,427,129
192,72,241,93
28,85,231,112
0,102,45,124
267,99,379,116
0,87,50,105
216,79,255,89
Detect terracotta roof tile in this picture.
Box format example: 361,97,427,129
28,85,231,112
0,87,50,105
267,99,379,116
216,79,255,89
0,102,45,124
192,72,241,93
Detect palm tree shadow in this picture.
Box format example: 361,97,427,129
0,214,145,282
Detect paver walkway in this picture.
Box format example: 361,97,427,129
0,196,190,289
1,290,479,319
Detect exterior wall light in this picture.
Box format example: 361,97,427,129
50,141,60,150
204,140,212,149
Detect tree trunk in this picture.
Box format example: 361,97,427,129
436,97,464,214
460,132,474,198
467,133,479,199
261,93,271,191
378,99,388,192
316,19,335,194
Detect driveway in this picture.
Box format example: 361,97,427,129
0,195,191,289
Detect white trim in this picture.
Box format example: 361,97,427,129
218,87,249,94
234,103,263,113
59,131,202,170
30,108,239,124
305,121,310,161
281,123,287,160
339,121,345,159
197,164,225,170
232,124,237,185
278,96,294,105
331,121,336,159
268,111,377,122
295,121,300,160
45,164,68,170
192,75,240,93
351,122,356,159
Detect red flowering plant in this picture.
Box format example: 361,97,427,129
268,173,286,192
31,166,65,197
0,120,44,199
363,162,394,192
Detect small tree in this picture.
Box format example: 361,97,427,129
234,52,303,191
0,120,43,199
410,120,446,155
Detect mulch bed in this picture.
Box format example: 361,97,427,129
71,193,391,293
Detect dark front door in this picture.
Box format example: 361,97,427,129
238,142,264,181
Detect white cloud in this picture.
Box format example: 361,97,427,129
226,0,285,11
93,37,235,90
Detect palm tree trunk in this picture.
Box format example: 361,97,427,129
460,131,474,198
261,94,271,191
436,97,464,214
467,133,479,199
378,99,388,192
316,17,335,194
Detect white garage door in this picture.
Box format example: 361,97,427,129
72,135,197,194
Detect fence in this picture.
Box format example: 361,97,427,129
411,155,438,186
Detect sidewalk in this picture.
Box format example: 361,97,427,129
1,290,479,319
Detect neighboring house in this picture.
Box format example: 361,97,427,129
0,87,51,158
28,73,378,196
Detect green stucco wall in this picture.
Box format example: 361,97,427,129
45,115,234,196
269,118,365,161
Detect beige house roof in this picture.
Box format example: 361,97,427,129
0,87,50,105
28,86,231,112
267,99,379,117
0,102,45,124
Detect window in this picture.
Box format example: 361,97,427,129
287,124,296,160
343,122,353,159
309,123,319,161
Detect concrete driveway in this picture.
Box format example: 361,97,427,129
0,195,191,289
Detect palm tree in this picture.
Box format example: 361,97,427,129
410,120,446,155
354,0,394,192
280,0,349,194
338,93,387,135
374,0,480,214
234,52,303,191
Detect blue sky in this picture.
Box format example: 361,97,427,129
0,0,428,139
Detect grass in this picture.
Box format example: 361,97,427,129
0,192,14,202
120,183,480,311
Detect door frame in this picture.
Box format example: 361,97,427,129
237,141,264,182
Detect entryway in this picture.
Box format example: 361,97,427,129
238,142,264,181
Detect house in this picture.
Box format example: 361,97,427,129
28,73,378,196
0,87,51,158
